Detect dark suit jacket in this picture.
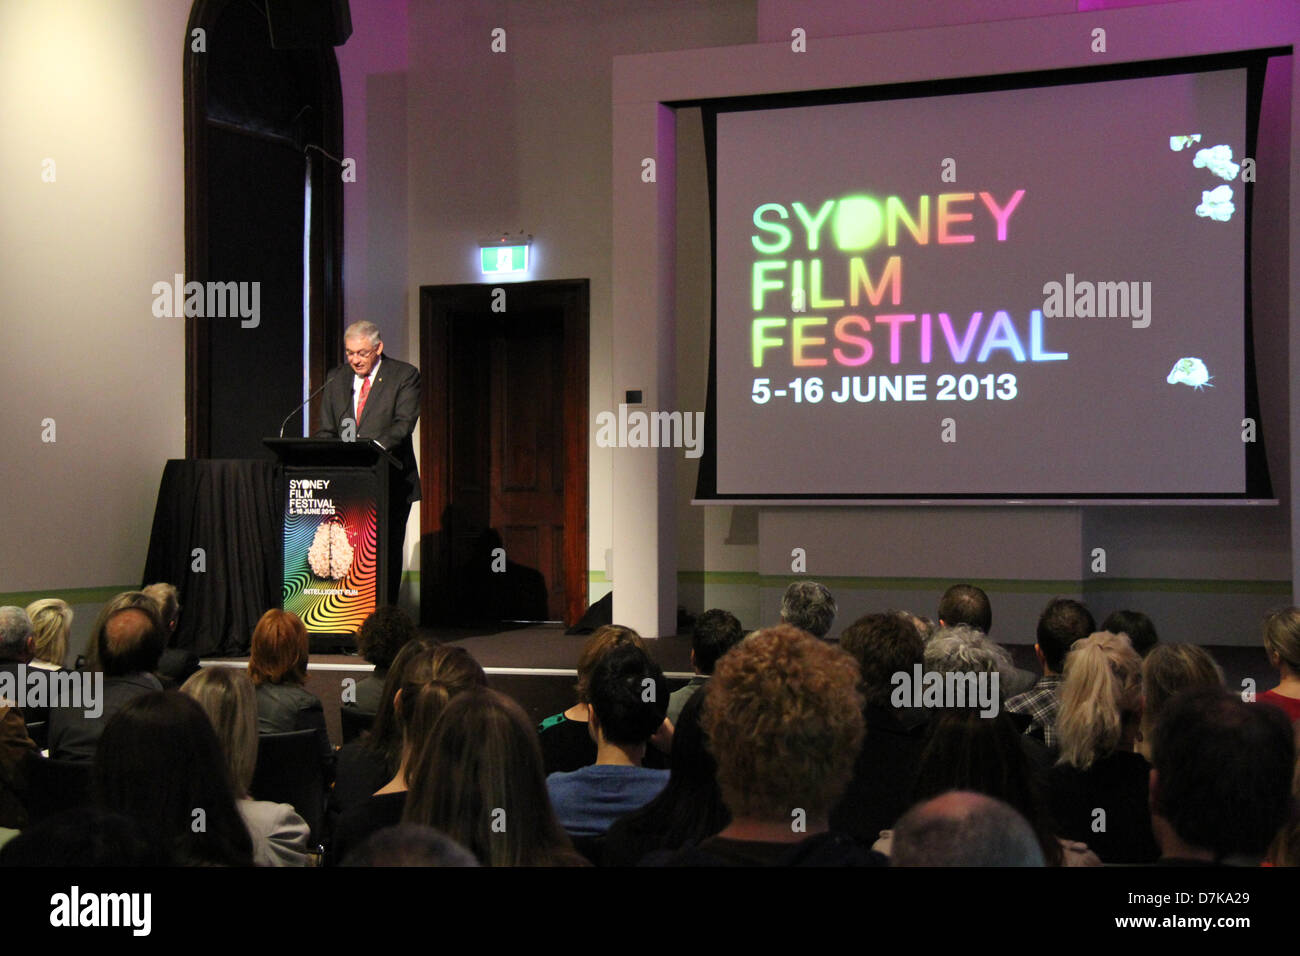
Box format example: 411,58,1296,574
48,672,163,763
315,355,421,503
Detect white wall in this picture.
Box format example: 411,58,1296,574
0,0,189,597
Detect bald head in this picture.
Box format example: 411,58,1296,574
99,606,164,677
892,791,1045,867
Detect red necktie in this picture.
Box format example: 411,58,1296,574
356,376,371,420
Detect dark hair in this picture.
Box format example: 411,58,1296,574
0,806,170,866
357,606,418,670
365,636,441,774
403,688,583,866
602,688,730,862
839,612,924,707
342,823,479,867
98,605,166,678
938,585,991,634
588,643,668,746
910,710,1064,865
1102,609,1158,657
94,691,253,866
691,609,743,674
1036,598,1096,673
1150,688,1294,860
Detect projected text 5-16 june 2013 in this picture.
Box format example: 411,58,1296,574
750,373,1018,404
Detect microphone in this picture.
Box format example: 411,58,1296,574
279,365,345,438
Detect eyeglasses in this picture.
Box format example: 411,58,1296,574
345,348,376,359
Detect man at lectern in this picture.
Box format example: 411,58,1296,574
316,321,421,605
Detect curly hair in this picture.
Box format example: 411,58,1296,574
702,625,863,823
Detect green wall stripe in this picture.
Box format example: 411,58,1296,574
0,585,138,606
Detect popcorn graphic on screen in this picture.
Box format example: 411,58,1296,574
1169,134,1202,151
1192,144,1240,181
307,517,354,579
1195,184,1235,222
1166,357,1213,390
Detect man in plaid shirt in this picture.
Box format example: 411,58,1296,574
1004,598,1096,749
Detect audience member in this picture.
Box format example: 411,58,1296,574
49,598,165,762
1048,631,1158,863
347,606,418,717
94,691,253,866
896,710,1099,865
937,584,992,634
331,644,486,863
664,626,878,866
0,607,40,727
780,581,837,639
1258,607,1300,721
537,624,663,775
1266,722,1300,866
1150,688,1294,865
830,611,929,843
142,582,199,688
1102,608,1159,657
23,598,71,670
891,791,1045,867
604,689,730,866
341,823,478,867
181,667,310,866
331,636,440,821
937,584,1036,696
1137,643,1223,758
404,688,585,866
1005,597,1096,749
546,643,670,838
77,590,160,672
248,609,333,775
0,692,36,829
666,608,742,726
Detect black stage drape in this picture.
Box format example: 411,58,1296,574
142,459,279,656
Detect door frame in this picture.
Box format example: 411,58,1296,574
419,279,589,627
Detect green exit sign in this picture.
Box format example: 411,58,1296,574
480,244,529,275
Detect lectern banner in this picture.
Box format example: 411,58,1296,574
281,470,378,634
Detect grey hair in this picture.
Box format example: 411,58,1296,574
892,791,1046,867
780,581,837,639
924,624,1016,691
344,321,382,347
0,606,33,660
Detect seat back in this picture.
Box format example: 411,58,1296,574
339,708,374,745
250,730,327,841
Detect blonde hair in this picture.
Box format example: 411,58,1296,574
182,667,258,798
1262,607,1300,673
142,582,180,632
25,598,72,668
1056,631,1142,770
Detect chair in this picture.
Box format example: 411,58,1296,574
339,707,375,745
250,730,327,842
22,752,94,824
